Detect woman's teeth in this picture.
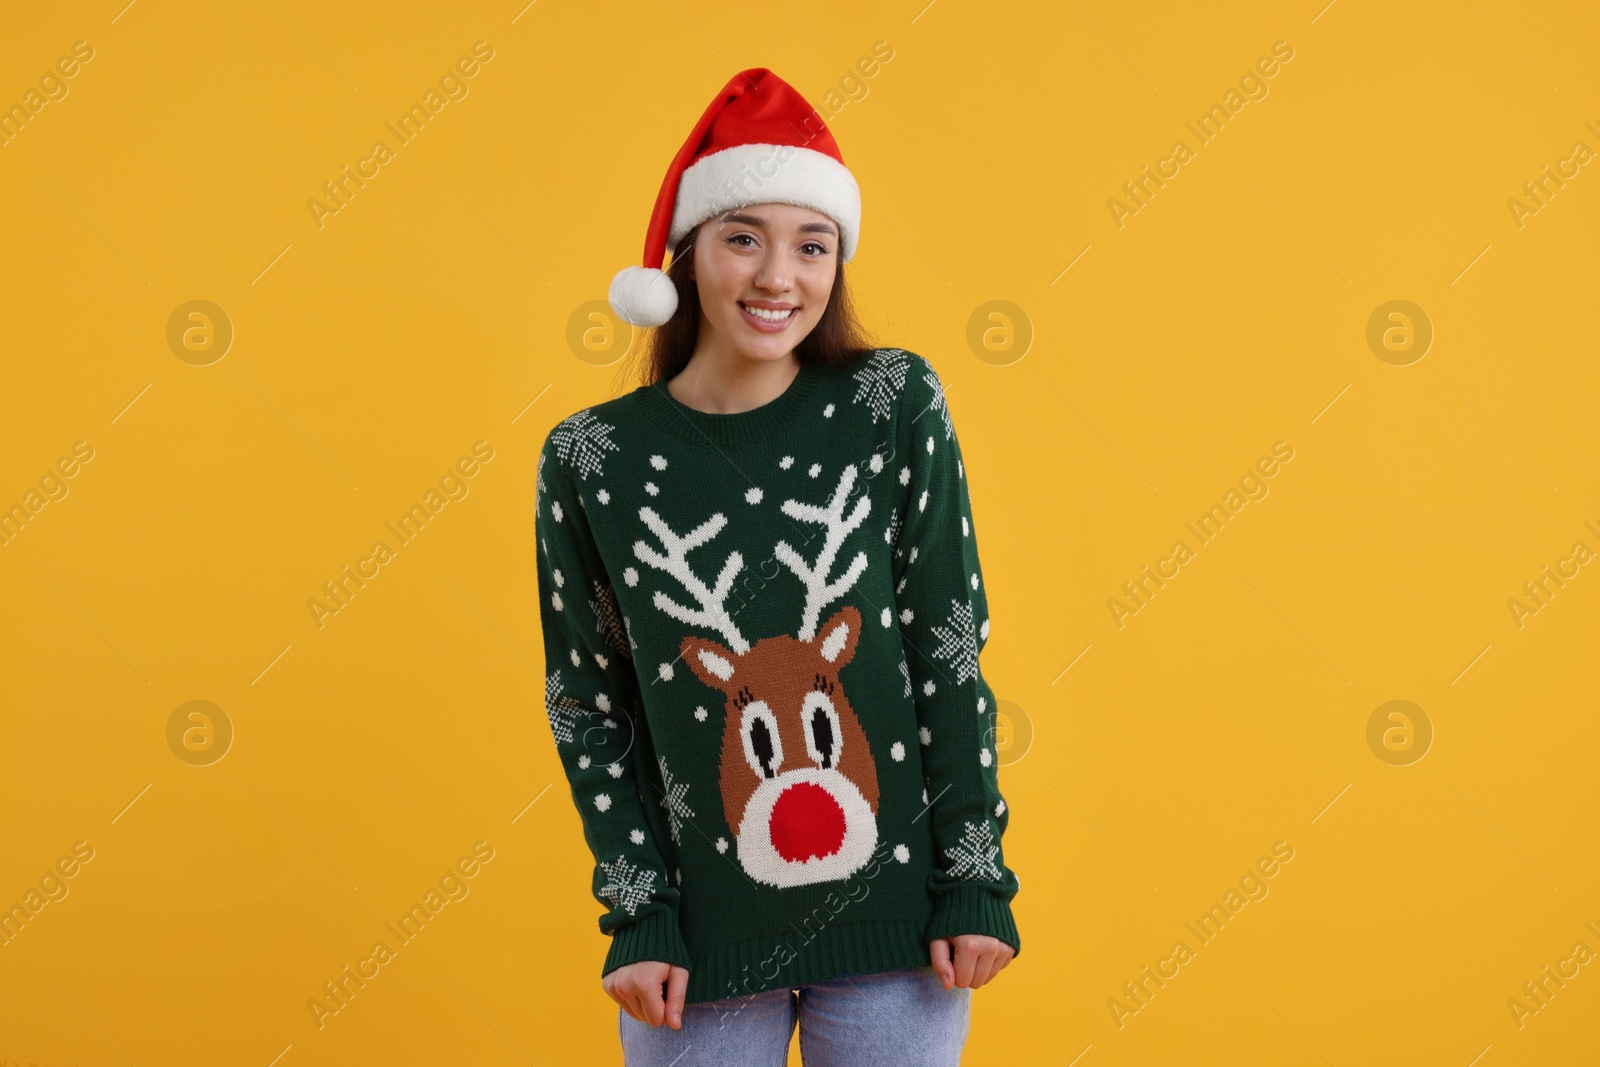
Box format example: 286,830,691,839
740,303,795,321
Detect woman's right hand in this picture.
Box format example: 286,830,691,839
604,960,690,1029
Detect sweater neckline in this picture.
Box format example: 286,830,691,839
635,359,823,448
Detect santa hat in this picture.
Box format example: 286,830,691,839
608,68,861,328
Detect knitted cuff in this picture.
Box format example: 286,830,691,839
602,908,693,977
925,886,1022,958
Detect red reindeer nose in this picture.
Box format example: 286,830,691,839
769,781,847,863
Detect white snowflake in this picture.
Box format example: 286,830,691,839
920,365,955,440
929,597,980,686
658,755,695,844
597,855,657,916
899,659,912,698
545,670,581,745
851,348,911,423
944,821,1003,882
549,410,621,480
591,581,631,660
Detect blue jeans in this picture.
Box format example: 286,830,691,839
619,965,972,1066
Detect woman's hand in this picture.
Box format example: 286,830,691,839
929,935,1014,990
604,961,691,1029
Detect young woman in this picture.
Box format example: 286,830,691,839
536,69,1020,1066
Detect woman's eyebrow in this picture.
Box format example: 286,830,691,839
719,211,837,238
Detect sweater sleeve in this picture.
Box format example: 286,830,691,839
890,354,1022,956
536,431,692,977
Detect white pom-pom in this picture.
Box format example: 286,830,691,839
609,266,678,327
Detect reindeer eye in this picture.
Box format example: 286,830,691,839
740,701,783,780
801,691,842,771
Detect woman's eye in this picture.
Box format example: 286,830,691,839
727,233,756,248
802,242,829,256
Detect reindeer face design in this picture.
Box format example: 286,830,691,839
634,464,883,890
682,605,880,888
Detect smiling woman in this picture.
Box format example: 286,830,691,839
548,66,1020,1067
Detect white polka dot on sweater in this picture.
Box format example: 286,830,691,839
650,455,668,470
891,741,905,761
630,828,645,844
880,607,892,627
893,844,910,863
594,794,611,812
780,455,794,469
746,487,763,504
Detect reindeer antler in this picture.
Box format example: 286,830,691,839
775,465,872,641
633,507,750,654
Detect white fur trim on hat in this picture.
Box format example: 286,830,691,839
609,265,680,328
669,143,861,262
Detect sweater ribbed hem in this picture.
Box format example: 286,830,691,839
602,909,692,977
682,917,931,1006
634,359,823,448
925,886,1021,957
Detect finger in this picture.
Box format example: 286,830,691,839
640,971,669,1027
665,966,689,1030
929,938,954,988
952,939,978,989
969,949,998,989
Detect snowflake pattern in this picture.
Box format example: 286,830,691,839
550,409,621,480
850,348,911,423
657,755,695,844
535,451,548,516
928,597,980,686
597,855,658,916
943,820,1003,882
544,669,582,746
921,365,955,441
590,581,631,660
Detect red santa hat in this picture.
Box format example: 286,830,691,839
608,68,861,328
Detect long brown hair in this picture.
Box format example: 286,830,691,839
615,222,877,393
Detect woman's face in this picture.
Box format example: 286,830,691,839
689,202,839,364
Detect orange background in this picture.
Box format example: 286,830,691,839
2,1,1597,1064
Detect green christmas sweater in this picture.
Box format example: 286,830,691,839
535,347,1020,1006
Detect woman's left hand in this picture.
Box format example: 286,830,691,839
929,935,1014,990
